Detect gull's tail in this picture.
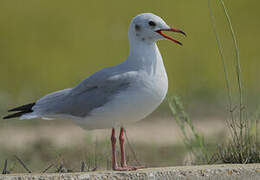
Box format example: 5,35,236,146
3,103,36,119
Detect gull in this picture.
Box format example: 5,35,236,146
3,13,185,171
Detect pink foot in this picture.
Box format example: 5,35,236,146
113,165,145,171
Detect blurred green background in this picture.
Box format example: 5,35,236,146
0,0,259,172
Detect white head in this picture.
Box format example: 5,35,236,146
129,13,186,45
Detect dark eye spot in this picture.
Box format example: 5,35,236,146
135,24,141,31
148,21,156,27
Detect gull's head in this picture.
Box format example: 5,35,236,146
129,13,186,45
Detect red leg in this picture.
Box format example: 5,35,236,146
111,128,132,171
111,128,118,170
111,127,145,171
118,127,145,170
119,127,127,167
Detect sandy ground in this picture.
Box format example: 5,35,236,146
1,164,259,180
0,117,227,148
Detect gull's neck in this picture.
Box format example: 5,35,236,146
124,38,166,76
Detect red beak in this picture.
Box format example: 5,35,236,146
156,28,186,46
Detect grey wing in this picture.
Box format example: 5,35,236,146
34,70,135,118
70,66,117,96
33,88,72,115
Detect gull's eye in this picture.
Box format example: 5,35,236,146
148,21,156,27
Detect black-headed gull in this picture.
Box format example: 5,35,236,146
3,13,185,171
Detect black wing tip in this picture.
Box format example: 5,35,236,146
4,102,35,120
3,110,33,120
3,112,22,119
8,103,35,112
3,115,12,119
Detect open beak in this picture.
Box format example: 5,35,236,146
156,28,186,46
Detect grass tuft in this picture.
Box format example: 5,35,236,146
209,0,259,164
169,0,259,165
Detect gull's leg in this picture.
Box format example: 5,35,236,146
119,127,127,167
111,128,132,171
111,127,145,171
111,128,118,170
118,127,145,170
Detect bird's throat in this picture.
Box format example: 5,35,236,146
127,41,165,76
